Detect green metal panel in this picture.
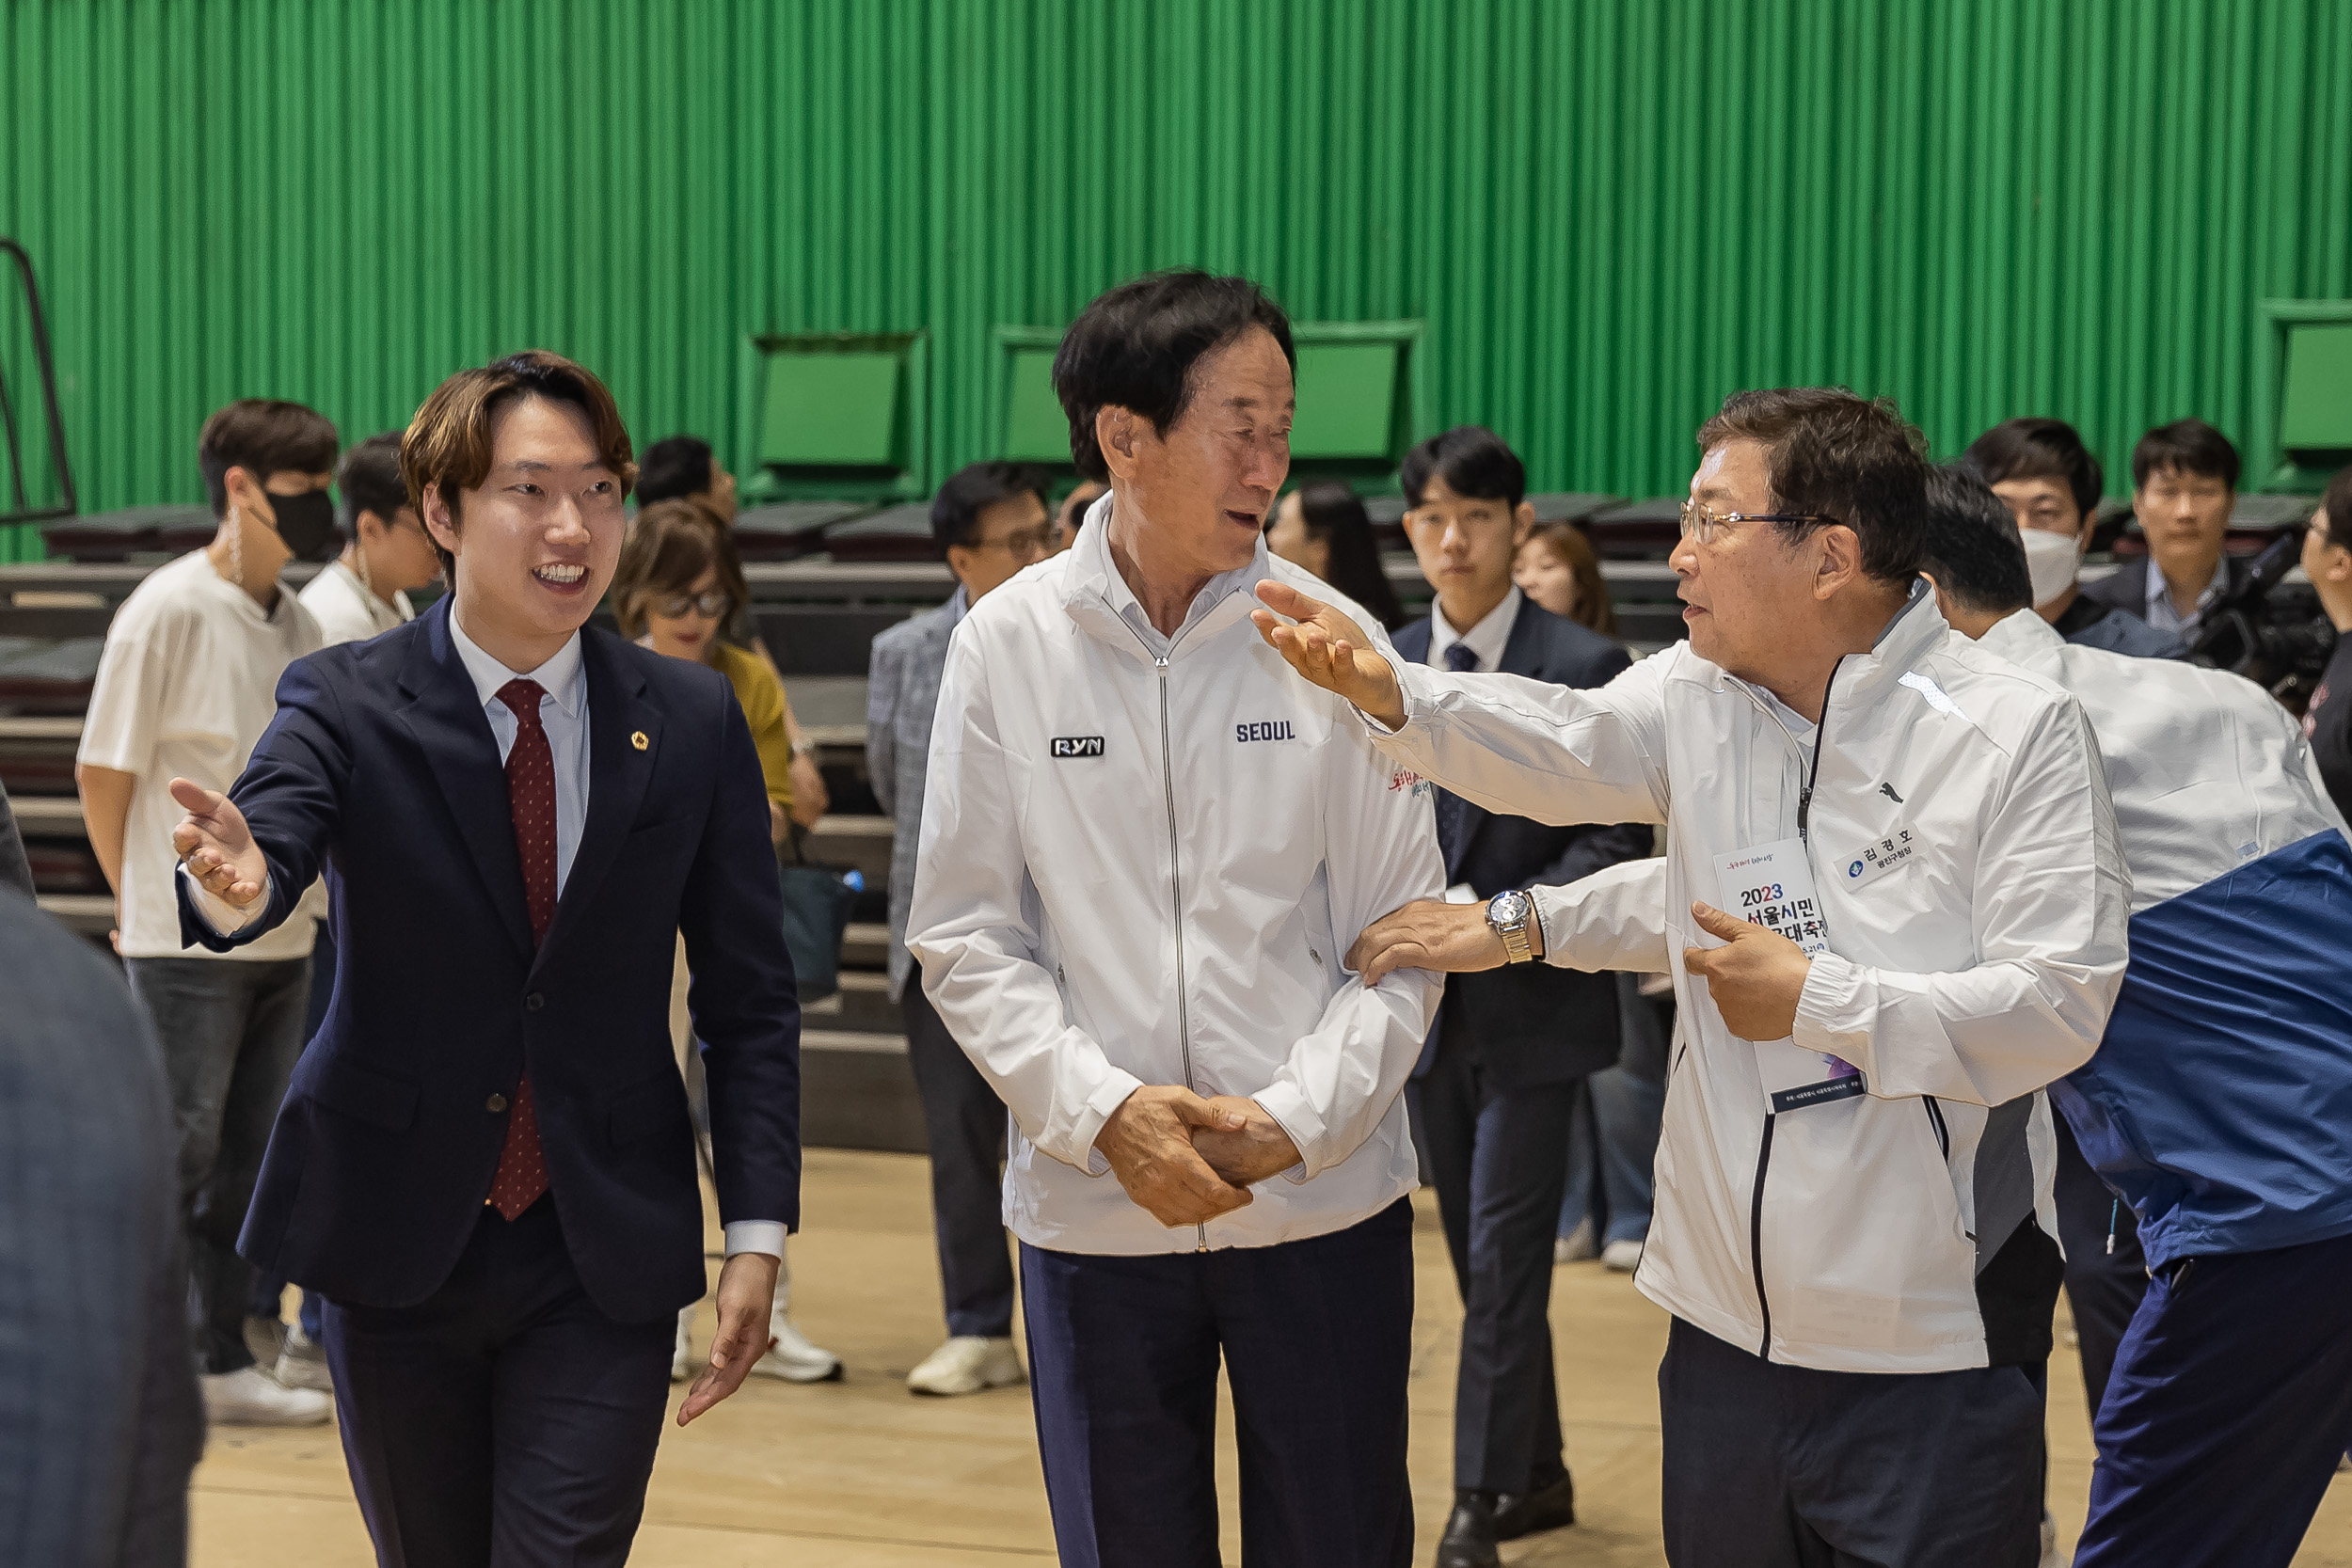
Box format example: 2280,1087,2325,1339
6,0,2352,521
2279,325,2352,449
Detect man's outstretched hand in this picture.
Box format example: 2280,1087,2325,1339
1189,1096,1304,1187
1681,901,1812,1041
1095,1085,1254,1227
1250,581,1406,731
677,1251,779,1425
168,778,268,908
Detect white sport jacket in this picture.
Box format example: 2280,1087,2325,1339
907,506,1444,1256
1372,587,2130,1372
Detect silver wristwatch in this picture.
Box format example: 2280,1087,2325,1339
1486,888,1538,964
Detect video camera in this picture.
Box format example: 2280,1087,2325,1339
2187,529,2339,710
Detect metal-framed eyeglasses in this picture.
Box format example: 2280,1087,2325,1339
1678,499,1839,546
651,589,734,621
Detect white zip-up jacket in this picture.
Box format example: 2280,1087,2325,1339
907,504,1445,1255
1370,586,2130,1372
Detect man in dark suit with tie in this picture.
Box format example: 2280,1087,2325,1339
168,351,801,1568
1388,428,1651,1568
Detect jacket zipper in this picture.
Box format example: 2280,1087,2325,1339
1730,657,1844,1359
1923,1094,1949,1160
1154,654,1208,1254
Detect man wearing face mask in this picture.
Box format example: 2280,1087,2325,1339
1963,418,2186,659
76,398,338,1427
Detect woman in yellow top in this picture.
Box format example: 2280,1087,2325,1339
610,498,844,1383
613,500,797,841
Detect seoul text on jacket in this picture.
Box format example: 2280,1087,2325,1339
907,504,1446,1256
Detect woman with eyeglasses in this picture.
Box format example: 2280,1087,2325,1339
610,497,846,1386
613,500,796,842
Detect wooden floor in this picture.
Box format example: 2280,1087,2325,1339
195,1149,2352,1567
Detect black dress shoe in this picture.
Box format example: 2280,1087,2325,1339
1492,1470,1576,1541
1435,1490,1501,1568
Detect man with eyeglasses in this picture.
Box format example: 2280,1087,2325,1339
1256,388,2127,1568
867,460,1052,1396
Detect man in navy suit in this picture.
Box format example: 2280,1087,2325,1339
1388,429,1650,1568
168,351,801,1568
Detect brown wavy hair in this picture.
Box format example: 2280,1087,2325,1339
612,499,749,641
401,350,637,576
1520,521,1618,637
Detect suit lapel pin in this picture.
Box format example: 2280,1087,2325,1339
631,731,649,752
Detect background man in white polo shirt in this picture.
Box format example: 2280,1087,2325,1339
76,397,339,1427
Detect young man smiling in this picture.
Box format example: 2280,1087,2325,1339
1258,388,2128,1568
908,273,1443,1567
168,351,801,1567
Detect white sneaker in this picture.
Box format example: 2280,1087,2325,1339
203,1365,330,1426
751,1313,843,1383
906,1336,1025,1396
2039,1510,2062,1568
1554,1219,1597,1264
272,1324,334,1392
671,1305,695,1383
1599,1238,1645,1273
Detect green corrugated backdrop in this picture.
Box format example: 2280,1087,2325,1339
5,0,2350,533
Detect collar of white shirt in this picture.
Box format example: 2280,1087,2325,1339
1428,585,1522,673
447,606,587,721
2144,553,2228,626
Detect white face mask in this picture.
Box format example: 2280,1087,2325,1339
2020,528,2082,608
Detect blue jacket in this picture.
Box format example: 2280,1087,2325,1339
1394,597,1650,1085
179,598,801,1323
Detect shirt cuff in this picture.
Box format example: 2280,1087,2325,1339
1790,951,1860,1061
1248,1083,1323,1185
723,1220,787,1259
182,864,271,934
1073,1068,1147,1178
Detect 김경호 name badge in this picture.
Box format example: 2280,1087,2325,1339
1708,838,1865,1109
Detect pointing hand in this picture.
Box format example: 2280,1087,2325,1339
1250,581,1406,730
1680,900,1812,1041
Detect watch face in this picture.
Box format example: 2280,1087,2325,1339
1489,890,1530,927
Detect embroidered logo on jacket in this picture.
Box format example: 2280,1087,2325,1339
1235,721,1296,743
1050,736,1105,759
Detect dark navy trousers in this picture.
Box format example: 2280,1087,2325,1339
1659,1319,2046,1568
903,971,1016,1338
2075,1227,2352,1568
1020,1198,1415,1568
2050,1114,2146,1423
322,1199,675,1568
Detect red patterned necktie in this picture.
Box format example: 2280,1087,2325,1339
487,677,557,1220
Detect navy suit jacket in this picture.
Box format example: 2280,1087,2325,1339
178,598,801,1324
1395,598,1651,1086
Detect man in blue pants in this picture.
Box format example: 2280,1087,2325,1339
1485,468,2352,1567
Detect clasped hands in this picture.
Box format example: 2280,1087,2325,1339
1094,1085,1303,1228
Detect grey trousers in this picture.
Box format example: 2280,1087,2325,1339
124,954,313,1375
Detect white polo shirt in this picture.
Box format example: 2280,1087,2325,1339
78,549,324,960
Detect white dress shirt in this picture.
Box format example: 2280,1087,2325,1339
2144,554,2227,638
1425,585,1522,673
189,608,782,1258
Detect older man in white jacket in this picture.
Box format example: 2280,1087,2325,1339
907,272,1443,1568
1258,389,2130,1568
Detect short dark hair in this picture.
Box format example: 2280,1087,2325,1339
1053,270,1295,483
402,350,636,577
336,433,409,538
931,461,1047,555
1963,417,2104,523
1400,426,1527,510
2319,465,2352,552
1279,483,1408,630
199,399,340,519
1919,463,2032,617
1695,388,1929,585
2132,419,2240,490
637,435,716,507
